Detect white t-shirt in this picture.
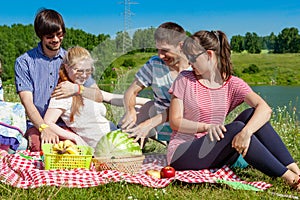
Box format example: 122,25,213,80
48,97,117,149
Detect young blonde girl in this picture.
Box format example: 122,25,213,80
44,46,117,149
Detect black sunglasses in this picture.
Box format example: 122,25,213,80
186,51,206,63
45,31,64,40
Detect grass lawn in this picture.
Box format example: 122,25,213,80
0,178,297,200
231,53,300,85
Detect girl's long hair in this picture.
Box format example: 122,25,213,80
183,30,233,81
58,46,93,122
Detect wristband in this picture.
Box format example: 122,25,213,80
38,123,49,132
79,85,84,94
77,84,84,95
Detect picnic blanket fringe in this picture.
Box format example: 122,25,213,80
0,150,272,190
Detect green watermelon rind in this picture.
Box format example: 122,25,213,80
94,130,142,158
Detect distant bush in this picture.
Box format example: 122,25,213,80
122,59,136,68
242,64,260,74
98,64,118,83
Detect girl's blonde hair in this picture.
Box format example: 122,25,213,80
58,46,94,122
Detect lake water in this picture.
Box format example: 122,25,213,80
251,86,300,119
102,83,300,119
137,85,300,119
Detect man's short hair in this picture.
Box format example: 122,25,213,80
154,22,186,46
34,8,66,39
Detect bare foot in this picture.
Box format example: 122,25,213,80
282,170,300,191
287,163,300,176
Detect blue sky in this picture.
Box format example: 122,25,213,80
1,0,300,39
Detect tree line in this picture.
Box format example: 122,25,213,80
230,27,300,53
1,24,300,82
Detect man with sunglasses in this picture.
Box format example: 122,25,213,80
14,9,102,151
120,22,190,147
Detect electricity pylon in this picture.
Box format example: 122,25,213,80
121,0,138,53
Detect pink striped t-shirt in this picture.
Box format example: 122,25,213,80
167,71,252,163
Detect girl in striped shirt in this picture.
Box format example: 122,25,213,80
168,30,300,191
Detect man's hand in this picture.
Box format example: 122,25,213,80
52,81,77,99
120,110,137,130
124,120,153,148
41,127,59,144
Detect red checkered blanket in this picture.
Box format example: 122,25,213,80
0,150,272,190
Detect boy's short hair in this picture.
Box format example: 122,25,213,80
34,8,66,39
154,22,186,46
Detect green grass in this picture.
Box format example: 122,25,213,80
1,53,300,199
232,53,300,85
1,181,298,200
0,181,290,200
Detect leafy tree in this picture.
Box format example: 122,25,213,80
244,32,261,54
91,38,119,83
132,27,155,51
115,31,132,54
62,28,109,51
274,27,300,53
185,30,192,37
0,24,39,80
230,35,244,53
263,32,277,51
115,31,124,53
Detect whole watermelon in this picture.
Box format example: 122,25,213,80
94,129,142,158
